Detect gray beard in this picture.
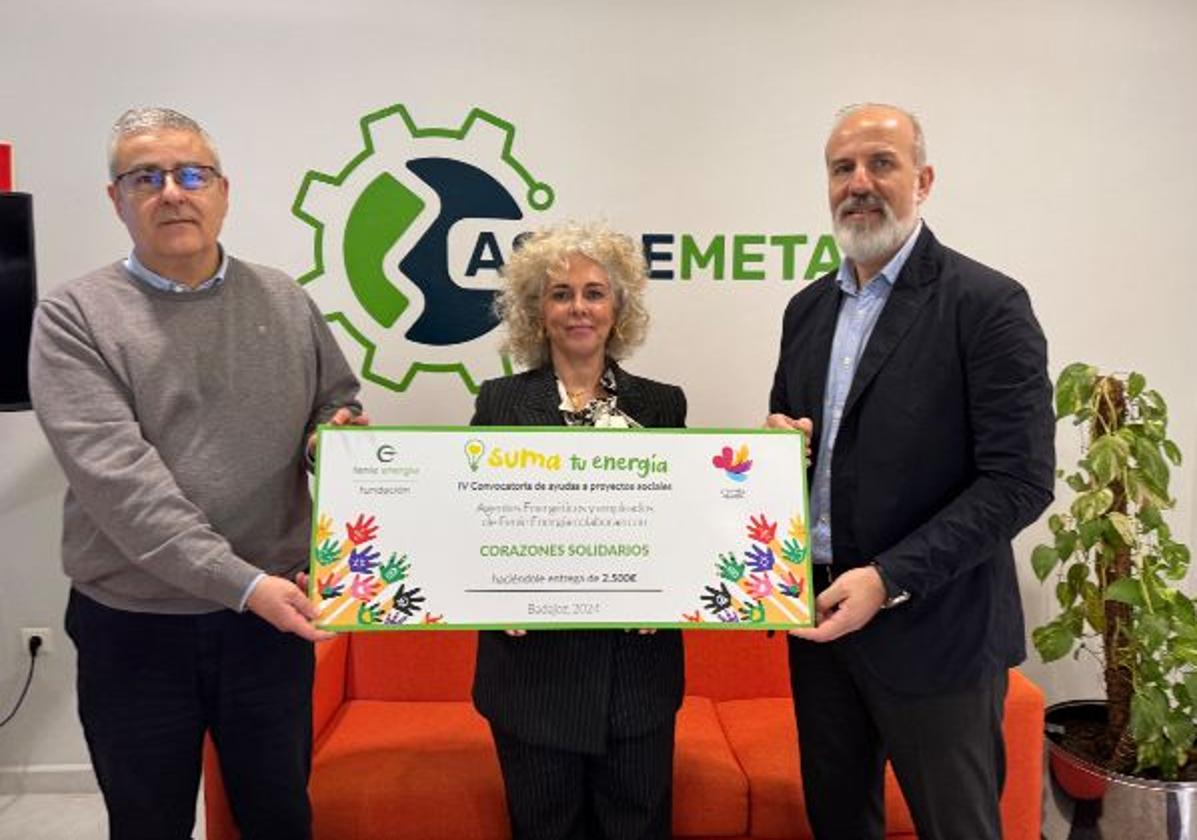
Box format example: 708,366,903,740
833,204,917,270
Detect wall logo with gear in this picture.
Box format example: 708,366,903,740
293,104,554,394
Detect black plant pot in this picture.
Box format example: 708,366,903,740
1043,700,1197,839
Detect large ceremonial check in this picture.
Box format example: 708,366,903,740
309,427,813,631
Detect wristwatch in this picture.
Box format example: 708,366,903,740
871,562,911,609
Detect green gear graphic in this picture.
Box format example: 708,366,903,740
293,104,554,394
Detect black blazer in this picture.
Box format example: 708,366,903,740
470,363,687,753
770,226,1055,694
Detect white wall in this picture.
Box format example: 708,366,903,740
2,0,1195,776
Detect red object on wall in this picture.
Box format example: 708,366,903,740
0,143,12,191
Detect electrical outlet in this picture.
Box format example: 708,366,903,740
20,627,53,655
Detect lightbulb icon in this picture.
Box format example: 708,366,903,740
464,439,485,472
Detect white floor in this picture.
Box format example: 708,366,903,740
0,793,206,839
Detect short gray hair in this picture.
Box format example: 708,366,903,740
107,107,221,179
834,103,927,167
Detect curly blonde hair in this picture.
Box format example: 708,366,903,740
496,222,650,368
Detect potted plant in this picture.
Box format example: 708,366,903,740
1031,363,1197,836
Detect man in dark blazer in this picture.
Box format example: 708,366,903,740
472,361,686,840
767,104,1055,839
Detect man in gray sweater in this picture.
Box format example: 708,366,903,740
29,107,364,840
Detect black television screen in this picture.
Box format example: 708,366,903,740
0,192,37,411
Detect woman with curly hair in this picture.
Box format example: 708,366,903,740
471,222,686,840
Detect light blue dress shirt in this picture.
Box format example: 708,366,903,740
123,246,264,609
809,222,922,565
124,247,228,293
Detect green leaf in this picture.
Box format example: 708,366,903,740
1106,577,1144,607
1066,472,1090,493
1055,363,1096,418
1173,593,1196,625
1127,468,1170,509
1142,419,1167,442
1054,529,1078,561
1033,620,1076,662
1140,614,1169,650
1145,388,1168,414
1083,584,1105,632
1138,505,1164,532
1131,687,1169,739
1134,437,1171,494
1093,432,1131,460
1066,562,1089,592
1162,543,1191,577
1105,512,1136,548
1057,565,1085,609
1186,674,1197,709
1048,513,1064,534
1055,580,1075,609
1065,607,1085,636
1163,717,1196,760
1071,488,1115,522
1127,371,1146,399
1031,545,1059,582
1088,440,1120,486
1079,518,1106,550
1162,439,1182,467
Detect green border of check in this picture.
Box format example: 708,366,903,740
310,426,811,632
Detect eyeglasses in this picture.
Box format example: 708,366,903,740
113,164,222,194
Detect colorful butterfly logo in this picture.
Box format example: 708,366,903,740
712,444,753,482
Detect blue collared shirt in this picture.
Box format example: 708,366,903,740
809,222,922,564
124,247,229,293
123,246,264,609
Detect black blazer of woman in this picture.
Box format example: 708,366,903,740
470,362,687,753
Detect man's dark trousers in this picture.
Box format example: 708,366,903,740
66,589,314,840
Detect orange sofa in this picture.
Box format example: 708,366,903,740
203,630,1044,839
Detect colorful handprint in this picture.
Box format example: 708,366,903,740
315,514,334,544
745,572,774,599
781,537,808,565
379,553,410,584
747,513,777,544
716,552,746,582
778,569,805,598
789,515,807,544
700,583,734,614
745,544,775,573
314,538,341,566
738,600,766,623
349,574,380,601
345,514,378,545
317,571,346,600
357,602,382,625
391,584,425,617
347,544,381,574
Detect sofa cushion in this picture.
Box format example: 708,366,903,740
715,698,916,839
683,631,790,700
311,699,508,840
346,632,477,702
673,696,749,837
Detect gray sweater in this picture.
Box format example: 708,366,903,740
29,258,361,614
